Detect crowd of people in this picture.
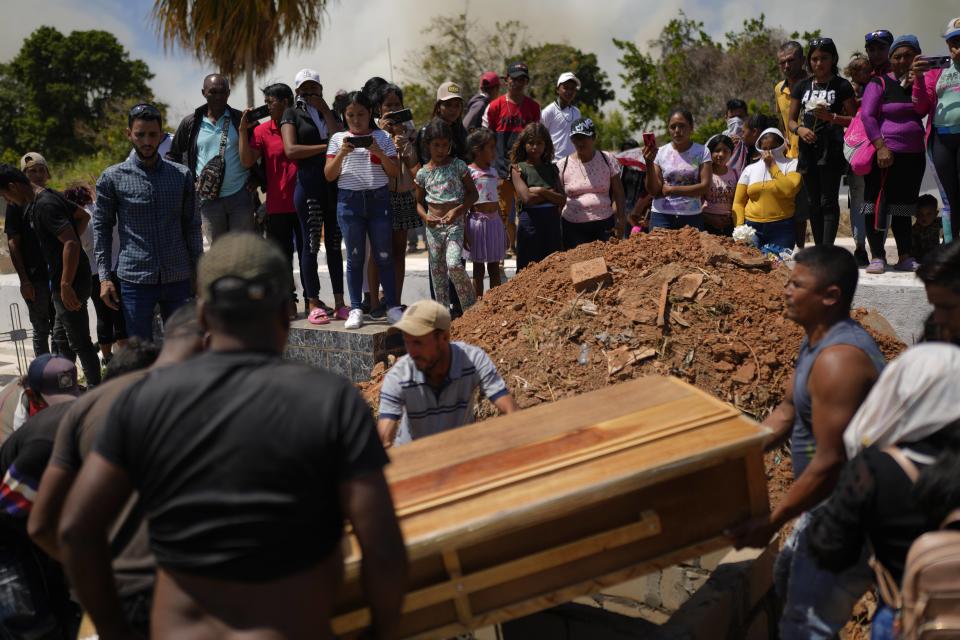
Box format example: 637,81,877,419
0,14,957,640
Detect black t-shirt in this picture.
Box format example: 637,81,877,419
94,351,389,582
0,401,74,533
4,202,48,282
791,76,855,158
26,190,89,290
280,105,330,172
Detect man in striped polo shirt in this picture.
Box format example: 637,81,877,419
378,300,518,447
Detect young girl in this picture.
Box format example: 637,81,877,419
465,128,505,297
415,119,479,313
324,91,402,330
511,123,565,267
368,84,421,309
702,135,738,236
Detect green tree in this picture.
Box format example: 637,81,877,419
520,43,614,111
152,0,329,107
401,83,435,129
0,27,153,163
580,106,634,151
405,13,527,96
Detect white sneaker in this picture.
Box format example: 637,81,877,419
344,308,364,330
387,306,404,325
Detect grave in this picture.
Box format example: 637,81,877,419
284,317,404,383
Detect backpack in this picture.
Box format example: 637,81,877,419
872,447,960,639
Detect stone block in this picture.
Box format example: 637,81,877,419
659,565,690,611
571,257,612,293
287,321,405,382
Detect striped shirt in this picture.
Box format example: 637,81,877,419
327,130,397,191
94,156,202,284
379,341,508,445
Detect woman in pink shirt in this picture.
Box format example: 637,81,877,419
557,118,626,249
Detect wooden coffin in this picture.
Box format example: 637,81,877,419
333,376,770,639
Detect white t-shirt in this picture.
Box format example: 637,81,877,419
541,101,581,161
651,143,712,216
326,129,397,191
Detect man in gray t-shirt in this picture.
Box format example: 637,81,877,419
378,300,518,447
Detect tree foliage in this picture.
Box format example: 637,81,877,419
0,27,153,165
615,12,798,135
519,43,614,111
152,0,330,106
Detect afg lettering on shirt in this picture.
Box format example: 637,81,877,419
801,88,838,106
496,113,528,131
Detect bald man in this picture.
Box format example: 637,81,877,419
169,74,259,244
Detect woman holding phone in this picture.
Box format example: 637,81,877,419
913,17,960,240
643,108,712,231
280,68,345,324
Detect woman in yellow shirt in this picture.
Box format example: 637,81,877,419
733,128,803,249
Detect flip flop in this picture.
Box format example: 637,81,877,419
308,307,330,325
334,306,351,321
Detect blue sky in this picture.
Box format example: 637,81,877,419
2,0,956,122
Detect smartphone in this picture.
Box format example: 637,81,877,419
383,108,413,124
248,104,270,121
919,55,951,69
642,132,657,148
346,135,373,148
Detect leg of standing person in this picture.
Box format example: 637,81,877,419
472,261,485,298
817,155,844,246
51,277,101,386
847,171,868,262
793,180,809,249
108,273,127,349
221,189,256,234
863,161,888,265
119,281,162,340
804,168,825,245
293,171,323,310
26,278,53,356
323,182,346,312
336,189,369,310
199,197,229,245
156,280,193,324
90,274,114,361
443,223,475,312
365,188,398,310
888,152,925,266
930,131,960,241
515,210,534,270
51,312,74,362
264,212,298,307
498,179,516,254
425,225,450,309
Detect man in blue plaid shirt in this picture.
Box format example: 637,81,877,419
93,104,202,339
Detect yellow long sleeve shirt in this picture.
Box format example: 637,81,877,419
732,163,803,226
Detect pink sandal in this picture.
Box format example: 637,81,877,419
308,307,330,325
334,306,351,321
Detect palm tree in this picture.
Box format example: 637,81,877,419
152,0,330,107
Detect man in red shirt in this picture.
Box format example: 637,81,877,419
239,83,301,318
482,62,541,256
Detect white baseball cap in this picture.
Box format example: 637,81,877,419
557,72,581,88
294,68,321,89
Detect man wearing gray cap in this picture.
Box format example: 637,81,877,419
378,300,518,447
59,233,406,640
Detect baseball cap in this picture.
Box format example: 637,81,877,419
507,62,530,79
436,81,463,102
20,152,47,171
197,232,293,309
480,71,500,88
864,29,894,45
27,355,80,404
889,34,921,57
945,17,960,41
570,117,596,138
389,300,451,336
557,72,581,88
294,68,321,89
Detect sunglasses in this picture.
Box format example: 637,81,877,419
809,38,835,48
129,103,161,118
865,30,893,43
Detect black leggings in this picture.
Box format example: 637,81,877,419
863,151,925,260
802,149,844,246
930,130,960,238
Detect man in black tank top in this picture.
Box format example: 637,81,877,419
731,246,884,640
58,233,407,640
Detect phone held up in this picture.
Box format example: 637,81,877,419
383,108,413,124
642,132,657,148
920,55,951,70
248,105,270,122
346,135,373,148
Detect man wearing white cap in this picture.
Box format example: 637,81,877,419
540,72,582,161
378,300,518,447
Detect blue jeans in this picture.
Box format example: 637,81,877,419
746,218,796,250
870,603,896,640
774,510,873,640
120,279,193,340
336,187,397,310
649,211,705,231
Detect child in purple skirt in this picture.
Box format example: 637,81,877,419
466,128,506,298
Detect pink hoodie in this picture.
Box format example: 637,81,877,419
912,67,945,143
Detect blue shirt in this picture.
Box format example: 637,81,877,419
196,112,249,198
379,341,508,445
94,155,201,285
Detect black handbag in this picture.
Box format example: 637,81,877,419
196,118,229,201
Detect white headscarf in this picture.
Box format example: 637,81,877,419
843,343,960,459
737,127,797,186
